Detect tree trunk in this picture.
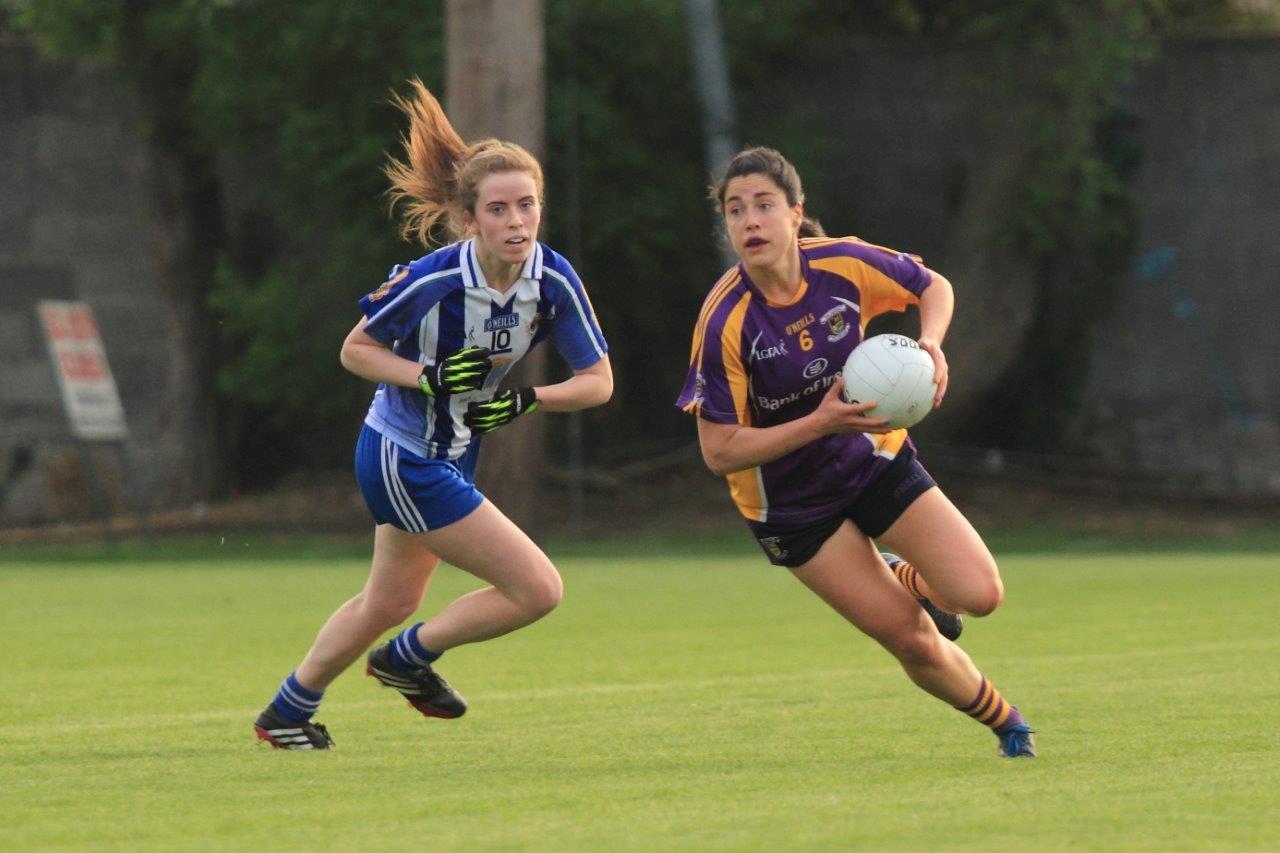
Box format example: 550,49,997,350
446,0,547,534
120,0,228,503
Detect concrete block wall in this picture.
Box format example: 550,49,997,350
1079,37,1280,494
0,37,195,524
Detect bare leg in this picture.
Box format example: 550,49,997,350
877,487,1004,617
411,499,563,651
294,523,439,689
289,496,561,696
791,520,982,707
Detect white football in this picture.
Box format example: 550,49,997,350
840,334,937,429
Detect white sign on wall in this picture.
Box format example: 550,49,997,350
37,299,129,441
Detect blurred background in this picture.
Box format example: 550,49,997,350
1,0,1277,544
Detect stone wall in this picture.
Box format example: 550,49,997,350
1079,36,1280,494
755,35,1280,495
0,36,198,524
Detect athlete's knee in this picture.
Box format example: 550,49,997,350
961,574,1004,617
878,624,944,669
939,551,1002,616
514,565,563,618
356,591,422,629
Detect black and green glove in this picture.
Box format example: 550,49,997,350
418,346,492,397
464,387,539,435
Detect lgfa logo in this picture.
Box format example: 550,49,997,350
749,331,788,362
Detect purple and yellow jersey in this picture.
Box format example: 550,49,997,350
675,236,933,525
359,239,608,460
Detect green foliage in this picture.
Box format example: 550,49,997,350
957,2,1161,449
193,2,448,478
542,0,717,452
14,0,449,480
911,0,1256,450
8,0,1265,480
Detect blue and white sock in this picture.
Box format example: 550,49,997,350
271,671,324,723
388,622,442,672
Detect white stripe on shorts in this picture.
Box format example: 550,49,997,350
378,437,414,530
380,437,427,532
390,443,429,531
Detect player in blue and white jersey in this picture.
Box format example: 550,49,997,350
254,80,611,749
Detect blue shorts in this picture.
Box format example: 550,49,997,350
354,424,484,532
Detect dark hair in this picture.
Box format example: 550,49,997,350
798,217,826,239
711,146,825,238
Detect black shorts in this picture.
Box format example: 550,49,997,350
746,447,937,568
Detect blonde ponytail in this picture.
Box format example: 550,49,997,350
384,78,544,248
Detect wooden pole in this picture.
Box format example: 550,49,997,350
445,0,547,534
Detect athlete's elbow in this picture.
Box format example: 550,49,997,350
701,448,739,478
338,342,359,375
593,374,614,406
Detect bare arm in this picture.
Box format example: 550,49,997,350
533,355,614,412
696,377,888,476
339,317,422,388
916,269,954,407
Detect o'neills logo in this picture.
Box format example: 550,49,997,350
785,313,815,336
484,313,520,331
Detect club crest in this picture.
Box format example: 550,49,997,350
367,267,410,302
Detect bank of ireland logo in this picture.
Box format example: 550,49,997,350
802,357,828,379
822,296,861,342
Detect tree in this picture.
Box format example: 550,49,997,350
445,0,546,532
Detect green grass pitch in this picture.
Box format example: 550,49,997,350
2,532,1278,849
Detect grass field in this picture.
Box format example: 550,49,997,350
3,531,1279,849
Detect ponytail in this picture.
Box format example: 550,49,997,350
384,78,544,247
384,79,468,247
798,216,826,238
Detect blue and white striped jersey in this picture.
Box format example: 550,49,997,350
358,239,608,460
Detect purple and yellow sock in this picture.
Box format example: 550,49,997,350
957,676,1026,733
892,559,925,598
387,621,442,673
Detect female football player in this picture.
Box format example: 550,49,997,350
254,80,612,748
676,147,1034,758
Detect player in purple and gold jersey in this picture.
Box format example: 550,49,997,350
676,148,1034,758
253,80,612,749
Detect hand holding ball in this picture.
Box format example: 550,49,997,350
840,334,938,429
